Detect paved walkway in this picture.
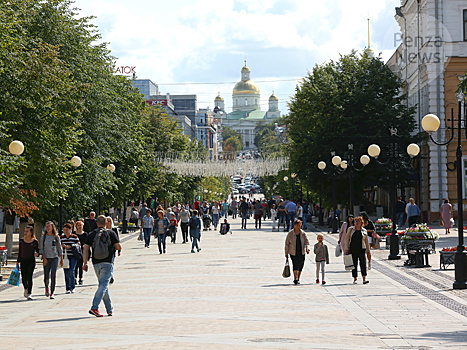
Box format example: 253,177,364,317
1,214,467,349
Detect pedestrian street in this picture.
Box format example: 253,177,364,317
1,214,466,350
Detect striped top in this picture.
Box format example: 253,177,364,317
60,234,80,257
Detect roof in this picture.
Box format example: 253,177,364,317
226,109,268,120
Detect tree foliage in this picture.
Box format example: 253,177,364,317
287,50,420,208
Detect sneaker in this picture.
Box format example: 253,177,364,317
66,290,71,294
107,312,113,317
353,280,357,284
89,309,103,317
27,295,33,300
322,281,326,285
197,248,201,252
363,280,369,284
71,289,75,294
79,280,83,285
45,288,50,297
24,288,28,298
191,250,195,253
50,294,55,299
316,279,320,284
296,280,300,285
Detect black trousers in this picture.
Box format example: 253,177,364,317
75,257,84,280
290,254,305,272
351,251,367,278
181,222,189,242
20,257,35,294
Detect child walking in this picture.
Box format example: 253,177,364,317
314,233,329,285
169,213,178,244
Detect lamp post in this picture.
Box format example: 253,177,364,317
422,94,467,289
283,176,289,199
318,154,342,233
58,156,82,234
291,173,297,201
366,132,420,260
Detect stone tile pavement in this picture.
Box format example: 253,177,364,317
0,215,466,349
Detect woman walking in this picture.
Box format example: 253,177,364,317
211,202,220,230
141,209,154,247
271,204,277,231
60,222,80,294
74,220,87,285
17,226,39,300
440,199,453,234
189,209,202,253
153,210,169,254
179,207,190,243
40,221,63,299
284,219,310,285
406,198,421,227
345,216,371,284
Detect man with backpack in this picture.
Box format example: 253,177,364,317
83,215,121,317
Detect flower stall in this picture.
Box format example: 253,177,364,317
440,247,467,270
375,218,393,249
402,224,439,267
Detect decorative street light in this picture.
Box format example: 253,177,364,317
9,140,24,155
59,156,81,233
366,129,420,260
422,92,467,289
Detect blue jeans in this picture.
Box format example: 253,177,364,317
232,207,237,219
396,212,404,228
92,262,113,313
302,213,308,229
43,257,58,294
64,256,77,291
192,236,199,250
241,211,248,228
157,233,166,253
223,209,228,218
286,212,295,231
143,228,152,246
212,214,219,228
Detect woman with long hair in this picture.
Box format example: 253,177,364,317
338,215,354,253
17,226,39,300
60,222,80,293
345,216,371,284
39,221,63,299
74,220,87,285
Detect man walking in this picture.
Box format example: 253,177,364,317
285,198,297,231
230,197,238,219
139,202,148,227
84,211,97,233
240,197,250,229
83,215,121,317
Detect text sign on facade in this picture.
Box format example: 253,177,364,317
146,100,168,106
114,66,136,75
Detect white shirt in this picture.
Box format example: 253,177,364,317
296,207,303,218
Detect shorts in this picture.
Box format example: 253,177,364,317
290,254,305,272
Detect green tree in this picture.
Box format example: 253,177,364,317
223,136,243,154
287,50,420,208
222,126,243,145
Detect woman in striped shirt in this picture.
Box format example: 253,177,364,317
60,222,80,294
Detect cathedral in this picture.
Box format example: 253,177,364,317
214,62,281,150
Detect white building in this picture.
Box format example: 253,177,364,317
216,62,281,149
392,0,467,222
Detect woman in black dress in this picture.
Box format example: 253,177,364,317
284,219,310,285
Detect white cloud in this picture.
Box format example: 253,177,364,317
73,0,401,113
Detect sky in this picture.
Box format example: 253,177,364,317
72,0,403,114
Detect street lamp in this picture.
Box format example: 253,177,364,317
366,130,420,260
9,140,24,155
422,93,467,289
341,144,369,215
59,156,81,233
318,154,343,233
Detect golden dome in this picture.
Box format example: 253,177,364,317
241,65,250,72
233,81,260,95
269,93,278,101
215,94,224,101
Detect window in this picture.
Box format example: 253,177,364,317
464,10,467,41
245,99,248,106
246,141,249,147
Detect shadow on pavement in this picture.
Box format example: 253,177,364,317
37,317,90,323
419,331,467,343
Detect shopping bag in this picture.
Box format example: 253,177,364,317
335,244,342,257
344,254,354,271
7,264,20,286
282,258,291,278
62,251,70,269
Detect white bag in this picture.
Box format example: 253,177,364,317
343,254,354,271
335,244,342,257
62,250,70,269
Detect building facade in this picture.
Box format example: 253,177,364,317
393,0,467,222
216,62,281,150
132,79,159,99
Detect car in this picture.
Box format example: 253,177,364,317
232,188,239,195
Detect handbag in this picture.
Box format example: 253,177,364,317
282,258,291,278
62,249,70,269
7,264,21,286
335,243,342,257
344,254,354,271
450,218,455,227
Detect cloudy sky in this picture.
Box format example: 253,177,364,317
73,0,403,113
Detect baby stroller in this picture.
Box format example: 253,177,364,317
202,214,212,230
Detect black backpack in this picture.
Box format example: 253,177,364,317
189,217,198,230
92,228,112,260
